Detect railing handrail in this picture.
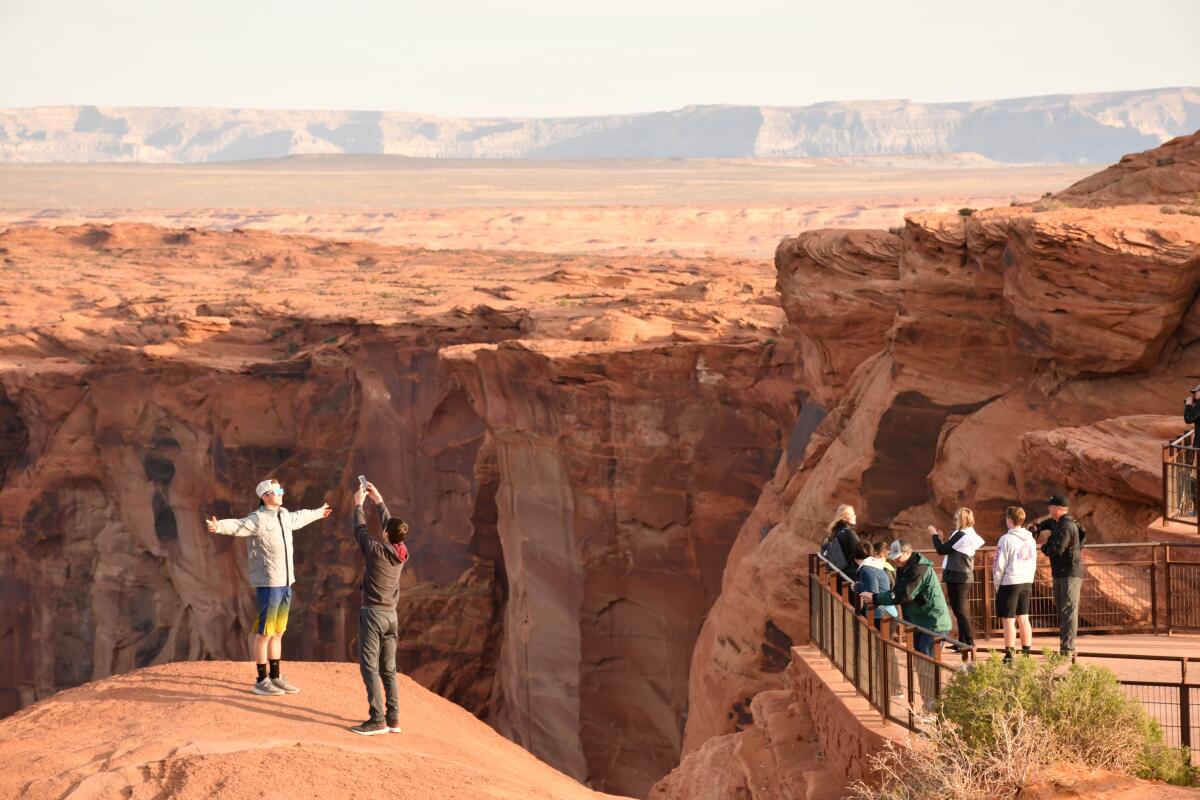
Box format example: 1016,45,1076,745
815,553,972,654
1169,429,1196,449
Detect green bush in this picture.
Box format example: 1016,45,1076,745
958,207,976,217
938,653,1196,784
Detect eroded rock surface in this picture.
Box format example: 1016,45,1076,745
682,170,1200,753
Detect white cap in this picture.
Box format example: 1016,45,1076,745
255,479,280,498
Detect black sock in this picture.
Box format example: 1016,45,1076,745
269,659,281,680
1004,648,1014,662
1022,646,1032,656
256,663,267,682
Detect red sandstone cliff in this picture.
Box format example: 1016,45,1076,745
678,148,1200,759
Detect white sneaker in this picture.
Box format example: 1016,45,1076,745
271,676,300,694
252,677,285,695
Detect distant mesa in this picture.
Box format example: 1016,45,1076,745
0,87,1197,164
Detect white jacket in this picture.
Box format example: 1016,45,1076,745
213,505,325,588
993,527,1039,586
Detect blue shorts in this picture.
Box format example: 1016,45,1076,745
254,586,293,635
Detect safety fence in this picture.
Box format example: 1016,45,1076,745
1165,430,1199,530
809,555,1200,760
911,542,1200,635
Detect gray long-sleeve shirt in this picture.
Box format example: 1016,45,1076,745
354,500,408,609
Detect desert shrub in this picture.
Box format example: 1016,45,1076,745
1179,206,1200,217
1157,156,1177,167
958,207,976,217
854,654,1196,798
848,708,1053,800
1031,197,1062,212
887,225,906,236
1162,204,1180,214
938,654,1195,783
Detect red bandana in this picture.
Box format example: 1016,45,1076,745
394,542,409,563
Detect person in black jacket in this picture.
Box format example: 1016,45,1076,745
349,481,411,736
822,504,861,580
1033,493,1085,655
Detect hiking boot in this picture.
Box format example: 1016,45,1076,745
387,719,402,733
271,676,300,694
350,719,390,736
251,677,285,696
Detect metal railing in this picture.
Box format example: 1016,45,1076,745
1165,430,1198,530
809,554,967,730
808,554,1200,760
913,541,1200,636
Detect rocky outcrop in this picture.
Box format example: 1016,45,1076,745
1,89,1197,162
682,195,1200,751
1055,130,1200,207
0,661,632,800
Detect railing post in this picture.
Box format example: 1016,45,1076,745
1166,544,1175,635
982,551,994,639
1181,683,1192,751
880,617,892,720
1151,558,1160,632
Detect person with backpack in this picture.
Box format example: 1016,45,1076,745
929,508,984,652
994,506,1038,662
1033,494,1086,656
349,480,412,736
820,504,860,580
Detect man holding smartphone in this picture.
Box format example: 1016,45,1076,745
1185,386,1200,516
349,478,411,735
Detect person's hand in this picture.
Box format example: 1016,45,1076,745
366,481,383,504
353,486,367,507
205,516,218,534
859,593,873,608
927,525,941,537
320,502,333,518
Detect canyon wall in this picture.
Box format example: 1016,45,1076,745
679,133,1200,756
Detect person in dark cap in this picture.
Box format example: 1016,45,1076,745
1184,385,1200,516
1032,494,1086,655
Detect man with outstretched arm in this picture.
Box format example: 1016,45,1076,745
350,480,411,736
205,478,332,695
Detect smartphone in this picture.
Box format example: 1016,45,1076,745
358,475,368,490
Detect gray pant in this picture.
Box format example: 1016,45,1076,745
1053,576,1083,653
359,607,399,723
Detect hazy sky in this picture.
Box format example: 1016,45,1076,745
2,0,1198,117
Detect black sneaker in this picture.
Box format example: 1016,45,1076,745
350,719,389,736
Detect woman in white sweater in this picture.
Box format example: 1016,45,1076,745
993,506,1039,662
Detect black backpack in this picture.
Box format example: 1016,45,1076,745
819,531,849,574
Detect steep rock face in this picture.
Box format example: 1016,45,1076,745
775,230,902,408
443,339,797,796
682,200,1200,751
0,329,508,720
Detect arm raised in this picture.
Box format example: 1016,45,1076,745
206,511,260,537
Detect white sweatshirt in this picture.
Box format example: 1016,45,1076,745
993,527,1039,586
